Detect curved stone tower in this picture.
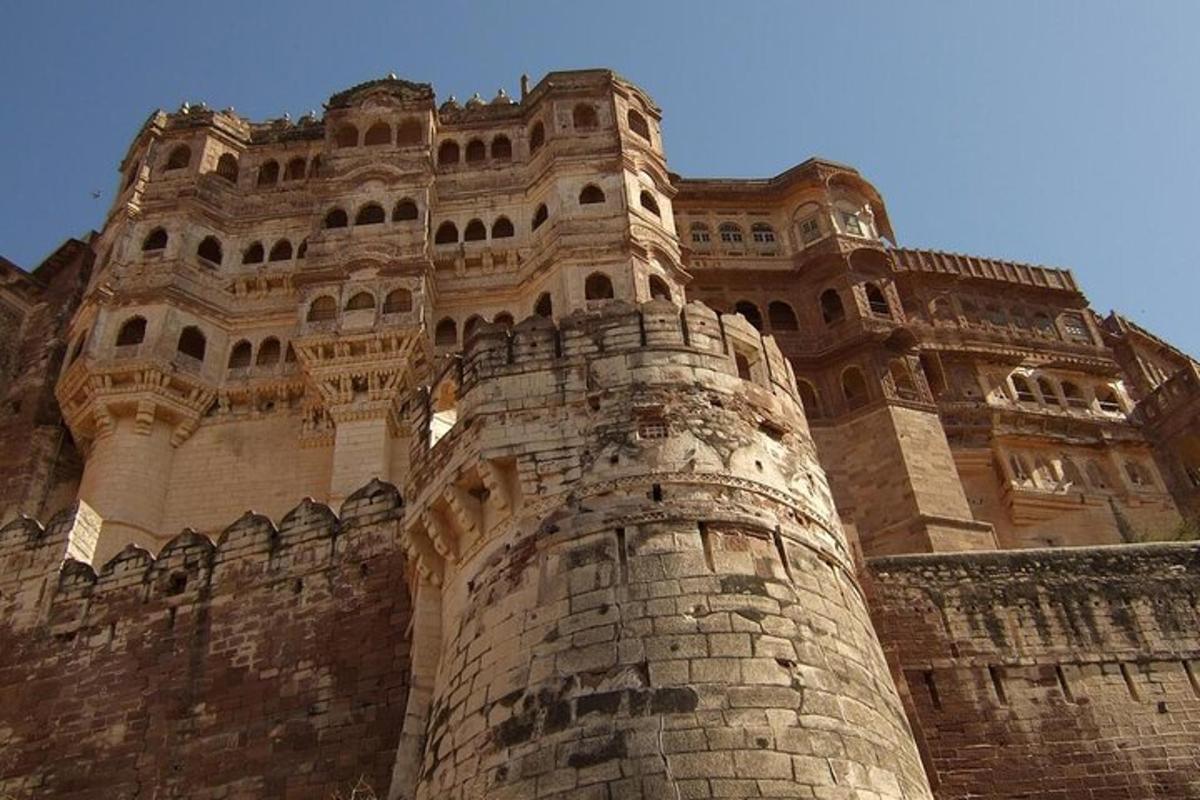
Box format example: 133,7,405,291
398,300,932,799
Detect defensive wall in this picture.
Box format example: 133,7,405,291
869,543,1200,799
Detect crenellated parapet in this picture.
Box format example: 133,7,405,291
0,479,404,636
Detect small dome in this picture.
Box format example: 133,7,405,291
439,96,461,112
465,92,485,108
491,88,513,105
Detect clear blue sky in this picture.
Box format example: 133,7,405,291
1,1,1196,354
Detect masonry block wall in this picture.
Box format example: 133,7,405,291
0,240,93,526
0,483,412,800
401,301,933,799
868,544,1200,799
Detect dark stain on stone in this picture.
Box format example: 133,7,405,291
721,575,770,596
577,690,623,717
650,687,699,714
566,732,627,768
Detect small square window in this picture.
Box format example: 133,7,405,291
636,408,669,440
799,217,821,244
692,229,710,243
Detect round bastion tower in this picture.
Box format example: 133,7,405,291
398,301,933,799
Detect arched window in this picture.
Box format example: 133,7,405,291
820,289,845,324
334,124,358,148
842,367,868,410
463,219,487,242
751,223,776,244
437,140,460,166
324,208,348,229
308,156,322,178
585,272,614,301
529,121,546,154
573,104,599,130
396,119,423,146
434,318,458,346
165,145,191,170
1032,311,1057,337
490,217,515,239
284,157,306,181
383,288,412,314
355,203,385,225
768,301,798,331
177,326,206,361
215,153,238,183
1010,454,1032,483
1060,312,1092,344
268,239,293,261
1125,461,1150,487
1060,457,1085,489
648,276,672,302
531,204,549,231
297,239,307,259
256,337,281,366
363,122,391,146
627,109,650,140
257,160,280,187
465,139,486,163
307,296,336,322
930,297,955,322
690,223,711,244
639,191,660,217
142,228,168,252
116,317,147,346
463,315,484,340
393,199,419,221
1086,461,1110,490
1096,387,1122,413
243,242,264,264
345,292,375,311
434,221,459,244
865,284,890,317
798,381,822,418
890,360,919,401
197,236,223,266
719,223,743,244
734,301,763,330
228,340,252,369
534,292,553,318
491,135,512,161
1061,381,1087,409
493,312,514,328
1037,377,1060,406
1011,375,1037,403
579,185,606,205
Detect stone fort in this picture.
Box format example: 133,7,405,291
0,69,1197,799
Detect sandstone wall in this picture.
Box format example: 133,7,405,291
0,483,412,800
868,544,1200,799
403,301,933,799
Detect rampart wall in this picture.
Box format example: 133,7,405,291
0,483,412,800
868,544,1200,799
